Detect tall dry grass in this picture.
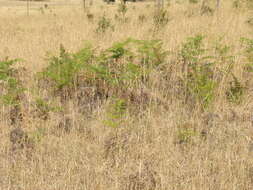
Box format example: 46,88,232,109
0,0,253,189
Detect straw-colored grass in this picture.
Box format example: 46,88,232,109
0,0,253,189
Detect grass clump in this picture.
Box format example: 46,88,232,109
38,44,93,91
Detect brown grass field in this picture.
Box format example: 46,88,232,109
0,0,253,189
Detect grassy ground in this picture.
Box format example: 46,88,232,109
0,0,253,189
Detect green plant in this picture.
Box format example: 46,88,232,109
213,41,234,63
180,35,216,109
0,58,25,106
181,35,206,63
96,15,114,34
38,39,167,111
90,38,167,88
212,39,235,75
38,44,93,91
34,98,62,119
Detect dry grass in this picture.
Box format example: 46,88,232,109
0,0,253,189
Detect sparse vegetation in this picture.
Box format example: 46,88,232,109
96,14,114,34
0,0,253,189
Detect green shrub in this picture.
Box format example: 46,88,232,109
180,35,216,109
38,44,93,91
38,39,167,111
0,58,25,106
89,38,167,88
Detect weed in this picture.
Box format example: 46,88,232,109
37,43,94,106
38,44,93,91
213,41,234,64
0,58,25,106
96,14,114,34
103,98,127,128
38,38,167,114
212,39,235,77
181,35,206,64
34,98,62,120
90,38,167,88
180,35,216,109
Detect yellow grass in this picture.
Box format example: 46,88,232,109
0,0,253,189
